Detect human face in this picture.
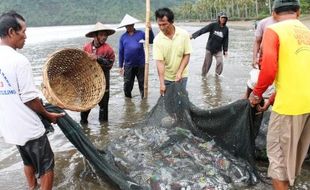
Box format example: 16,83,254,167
94,31,108,45
156,16,172,35
220,17,227,25
125,24,135,33
11,19,27,49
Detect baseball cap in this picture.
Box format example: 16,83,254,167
218,12,228,18
272,0,300,10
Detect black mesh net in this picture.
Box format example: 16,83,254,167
44,83,263,189
106,83,262,189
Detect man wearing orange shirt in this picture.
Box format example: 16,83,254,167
248,0,310,189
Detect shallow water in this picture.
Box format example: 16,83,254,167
0,23,309,189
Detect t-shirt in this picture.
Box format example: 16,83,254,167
255,16,276,38
153,26,192,81
118,29,154,68
0,45,45,146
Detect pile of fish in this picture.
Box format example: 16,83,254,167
106,84,260,189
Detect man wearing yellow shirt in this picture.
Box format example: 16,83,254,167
249,0,310,189
153,7,192,95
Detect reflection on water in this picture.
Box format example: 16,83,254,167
1,23,309,190
201,75,224,108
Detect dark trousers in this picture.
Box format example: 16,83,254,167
164,77,188,89
80,70,110,122
123,65,144,99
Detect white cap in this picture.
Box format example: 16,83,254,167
117,14,141,28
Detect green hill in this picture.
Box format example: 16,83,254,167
0,0,194,26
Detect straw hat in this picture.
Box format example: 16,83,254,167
42,48,105,112
85,22,116,38
117,14,141,28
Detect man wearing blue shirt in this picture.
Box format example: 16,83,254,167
118,14,154,99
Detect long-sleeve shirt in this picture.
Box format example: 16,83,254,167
118,29,154,68
253,20,310,115
192,22,229,54
252,29,278,98
84,41,115,90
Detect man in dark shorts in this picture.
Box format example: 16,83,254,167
0,11,64,189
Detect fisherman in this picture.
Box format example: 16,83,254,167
0,11,64,189
80,22,115,124
118,14,154,99
190,12,229,77
252,16,276,69
249,0,310,189
153,7,192,95
244,15,277,110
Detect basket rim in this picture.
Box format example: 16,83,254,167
42,48,105,112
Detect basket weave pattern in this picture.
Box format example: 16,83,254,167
42,48,105,112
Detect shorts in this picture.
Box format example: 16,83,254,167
17,134,54,178
267,112,310,185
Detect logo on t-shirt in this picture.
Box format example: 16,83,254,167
214,31,223,38
0,69,16,95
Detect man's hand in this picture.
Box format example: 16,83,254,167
224,51,228,57
248,92,262,107
252,57,259,69
119,68,124,76
25,98,65,124
87,53,97,61
257,99,271,112
160,84,166,96
46,112,65,124
175,71,182,82
146,22,152,29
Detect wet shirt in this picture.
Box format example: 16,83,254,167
84,42,115,90
192,22,229,54
118,29,154,68
253,20,310,115
153,26,192,81
0,45,45,146
84,42,115,71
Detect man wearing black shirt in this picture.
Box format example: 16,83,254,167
191,12,229,77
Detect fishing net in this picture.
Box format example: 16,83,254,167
44,83,263,189
106,83,262,189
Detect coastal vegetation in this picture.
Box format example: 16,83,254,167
0,0,193,26
0,0,309,26
175,0,310,21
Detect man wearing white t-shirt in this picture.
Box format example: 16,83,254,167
0,11,64,190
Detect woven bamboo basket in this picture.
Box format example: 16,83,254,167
42,48,105,112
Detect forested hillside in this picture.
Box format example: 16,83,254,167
0,0,309,26
0,0,194,26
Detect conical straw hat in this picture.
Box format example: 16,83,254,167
85,22,116,38
117,14,141,28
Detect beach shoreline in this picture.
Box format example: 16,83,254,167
178,14,310,29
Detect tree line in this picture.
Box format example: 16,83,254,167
0,0,309,26
174,0,310,21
